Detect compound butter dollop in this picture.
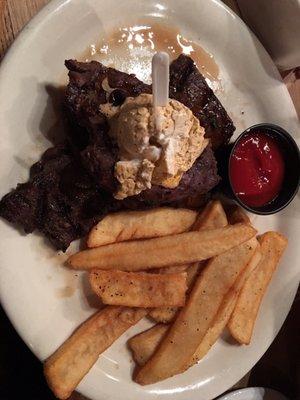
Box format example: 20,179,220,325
100,93,207,199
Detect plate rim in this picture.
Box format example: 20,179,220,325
217,387,290,400
0,1,299,400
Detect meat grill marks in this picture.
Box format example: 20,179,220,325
0,55,235,250
0,146,217,250
0,146,118,250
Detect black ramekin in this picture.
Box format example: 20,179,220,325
220,123,300,215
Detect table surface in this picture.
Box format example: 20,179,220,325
0,1,299,400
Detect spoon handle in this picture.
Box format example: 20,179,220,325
152,52,169,107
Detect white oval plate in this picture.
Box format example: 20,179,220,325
0,1,299,400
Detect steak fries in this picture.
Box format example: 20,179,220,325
44,307,147,399
87,208,197,247
149,200,227,324
68,224,257,271
135,237,258,385
89,270,187,308
228,232,287,344
45,204,287,398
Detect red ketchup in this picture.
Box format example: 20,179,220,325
229,132,285,207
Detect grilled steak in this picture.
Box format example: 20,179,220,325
0,146,118,250
65,55,234,192
0,55,235,250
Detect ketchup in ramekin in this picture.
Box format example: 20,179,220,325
228,124,300,215
229,132,285,207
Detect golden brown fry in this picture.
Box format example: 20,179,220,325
149,262,204,323
128,324,169,366
189,243,262,364
148,307,179,324
227,206,250,225
155,265,190,274
69,224,256,271
44,306,147,399
192,199,228,230
89,270,187,308
227,232,287,345
185,262,203,289
87,208,197,247
131,244,262,366
135,237,258,385
149,200,228,323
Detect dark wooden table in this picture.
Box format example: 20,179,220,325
0,1,299,399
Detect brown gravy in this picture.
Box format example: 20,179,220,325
80,21,219,88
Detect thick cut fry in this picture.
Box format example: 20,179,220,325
228,232,287,345
189,243,262,364
69,224,257,271
185,262,203,287
148,307,178,324
149,200,228,323
128,324,169,366
134,237,258,385
89,270,187,308
192,200,228,230
87,208,197,247
227,206,250,225
130,245,262,366
44,307,146,399
155,265,189,274
149,262,202,323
